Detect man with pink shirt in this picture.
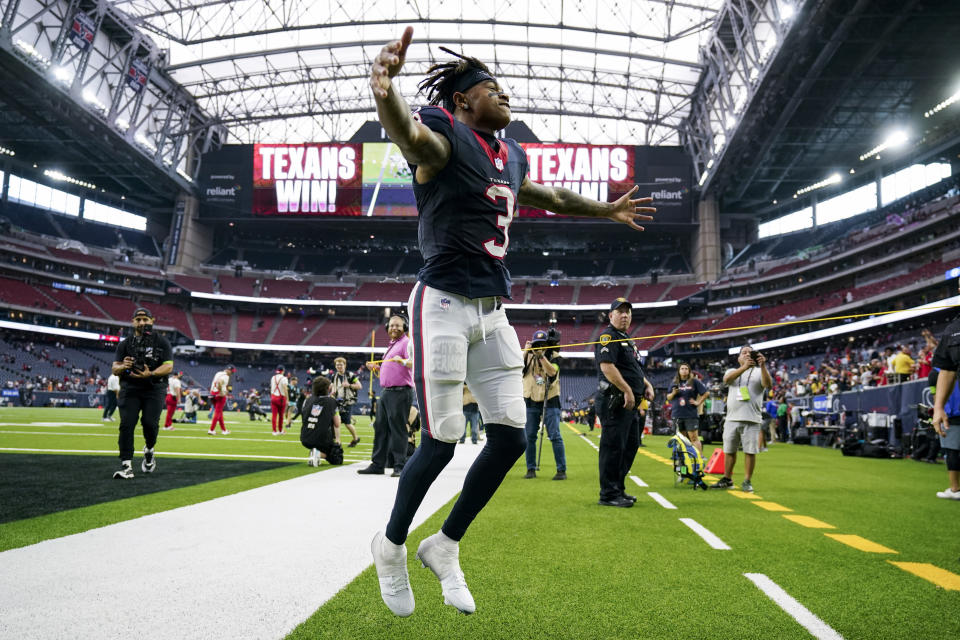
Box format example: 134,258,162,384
359,314,414,477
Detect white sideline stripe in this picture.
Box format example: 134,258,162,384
0,446,483,640
646,491,677,510
679,517,731,550
0,429,371,448
629,474,648,487
0,447,367,463
744,573,844,640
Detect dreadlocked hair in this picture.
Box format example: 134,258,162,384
418,46,493,113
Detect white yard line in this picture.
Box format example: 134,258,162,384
0,429,371,448
678,517,731,550
646,491,677,510
629,474,648,488
744,573,844,640
0,446,482,640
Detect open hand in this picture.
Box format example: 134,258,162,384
608,186,655,231
370,26,414,99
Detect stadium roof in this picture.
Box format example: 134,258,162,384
116,0,726,145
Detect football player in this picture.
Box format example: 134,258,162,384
367,26,655,617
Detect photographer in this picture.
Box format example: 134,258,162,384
711,346,772,493
301,376,343,467
595,299,654,507
666,363,707,455
522,329,566,480
110,307,173,479
332,357,362,447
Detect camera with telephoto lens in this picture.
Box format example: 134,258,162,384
130,329,155,374
747,349,762,366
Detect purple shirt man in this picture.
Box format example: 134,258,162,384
379,334,414,388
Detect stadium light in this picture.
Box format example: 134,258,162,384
859,130,909,161
795,173,842,196
51,66,72,84
44,169,96,190
0,144,14,157
780,3,796,21
924,86,960,118
115,118,130,132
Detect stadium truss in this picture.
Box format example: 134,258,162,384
113,0,727,146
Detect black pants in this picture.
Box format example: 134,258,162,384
117,385,165,461
102,390,118,419
371,387,413,471
598,398,637,501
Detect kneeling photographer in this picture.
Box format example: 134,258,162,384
301,376,343,467
111,307,173,479
522,328,566,480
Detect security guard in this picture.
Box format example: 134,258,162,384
111,307,174,479
594,298,654,507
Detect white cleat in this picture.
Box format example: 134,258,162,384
416,531,476,615
371,531,415,617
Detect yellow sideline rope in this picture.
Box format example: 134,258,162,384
362,303,960,364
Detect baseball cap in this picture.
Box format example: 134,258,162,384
276,364,285,372
225,364,236,373
132,307,153,319
609,298,632,312
531,330,548,342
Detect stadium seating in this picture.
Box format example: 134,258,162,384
259,279,311,299
217,276,260,296
191,311,232,340
353,282,414,301
664,283,705,300
308,284,356,300
270,313,316,345
304,319,377,347
528,285,574,304
628,282,670,303
172,275,216,293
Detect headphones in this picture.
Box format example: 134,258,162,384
385,313,409,334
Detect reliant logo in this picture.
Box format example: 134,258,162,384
652,189,683,200
206,186,237,197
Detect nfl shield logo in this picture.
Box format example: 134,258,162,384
310,404,322,416
440,298,451,310
494,157,504,171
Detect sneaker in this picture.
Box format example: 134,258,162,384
162,426,175,431
141,447,156,474
524,469,536,479
741,479,754,493
371,531,415,617
391,468,402,478
221,430,231,435
272,431,279,436
113,461,134,479
711,477,734,489
348,438,360,448
416,532,475,614
207,429,216,435
552,471,567,480
936,488,960,500
759,447,769,453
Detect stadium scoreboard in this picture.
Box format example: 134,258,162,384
199,140,693,223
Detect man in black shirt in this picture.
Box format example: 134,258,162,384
110,307,173,479
595,298,654,507
300,377,343,466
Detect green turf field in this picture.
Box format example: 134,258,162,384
1,406,958,639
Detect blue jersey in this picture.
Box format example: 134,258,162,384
410,106,528,299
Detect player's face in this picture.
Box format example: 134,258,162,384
466,80,511,131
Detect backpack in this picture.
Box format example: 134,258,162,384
667,432,708,490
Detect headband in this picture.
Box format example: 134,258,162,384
451,68,496,98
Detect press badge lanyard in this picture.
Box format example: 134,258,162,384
738,369,754,402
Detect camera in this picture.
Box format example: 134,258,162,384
747,349,762,365
530,327,561,356
916,403,933,421
130,329,154,373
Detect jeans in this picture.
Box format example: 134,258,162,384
524,403,566,472
462,407,481,443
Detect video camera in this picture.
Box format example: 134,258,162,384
530,327,561,357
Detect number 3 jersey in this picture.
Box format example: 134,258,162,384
410,106,529,300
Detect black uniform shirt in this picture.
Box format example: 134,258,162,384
410,106,529,299
114,332,173,390
932,317,960,371
595,325,647,397
300,394,338,450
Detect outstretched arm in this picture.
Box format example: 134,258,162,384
370,26,451,171
518,179,656,231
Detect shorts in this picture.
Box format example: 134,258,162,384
723,420,762,455
675,417,699,433
338,407,353,425
408,282,526,443
940,423,960,450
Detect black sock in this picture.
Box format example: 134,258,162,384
441,424,526,541
385,431,456,545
